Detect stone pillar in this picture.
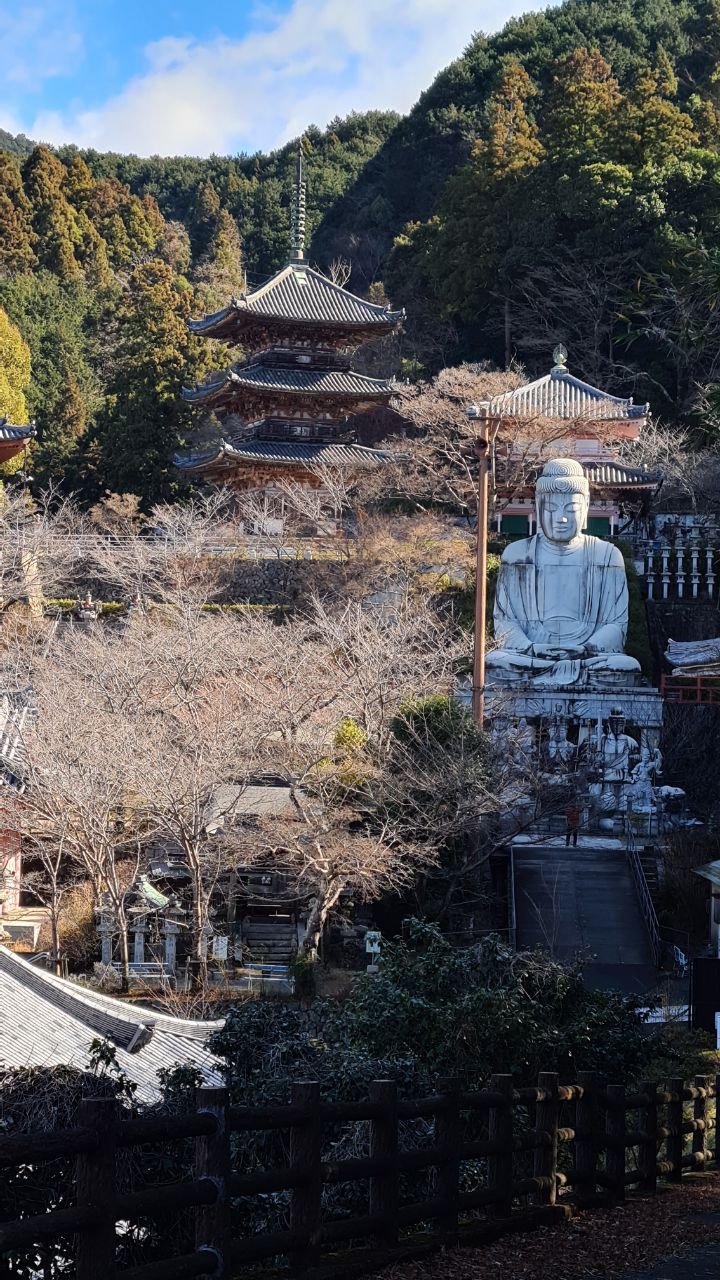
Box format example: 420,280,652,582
661,543,670,600
98,912,114,966
199,924,212,961
163,919,180,974
133,920,146,966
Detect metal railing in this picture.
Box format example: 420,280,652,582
625,825,662,968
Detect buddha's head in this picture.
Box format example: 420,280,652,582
536,458,589,544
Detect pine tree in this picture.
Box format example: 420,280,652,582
544,48,622,162
0,154,36,275
486,61,544,179
96,260,200,504
35,369,89,487
190,180,221,257
23,146,81,279
193,208,246,312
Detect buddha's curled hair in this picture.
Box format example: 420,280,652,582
535,457,589,499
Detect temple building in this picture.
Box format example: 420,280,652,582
0,416,35,467
176,151,403,519
475,347,661,537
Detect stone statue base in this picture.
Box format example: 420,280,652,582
485,684,662,731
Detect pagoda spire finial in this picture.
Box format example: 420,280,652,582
290,139,307,263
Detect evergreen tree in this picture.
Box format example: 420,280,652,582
95,260,200,505
35,369,89,488
0,154,36,275
193,208,246,312
0,305,31,423
190,180,221,257
23,146,81,279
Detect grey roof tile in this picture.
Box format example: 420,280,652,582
475,370,649,421
0,417,35,442
585,461,662,488
183,364,395,404
175,440,397,471
189,263,403,335
0,946,223,1103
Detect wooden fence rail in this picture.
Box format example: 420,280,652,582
1,1073,719,1279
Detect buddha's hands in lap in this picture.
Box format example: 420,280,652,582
533,645,585,660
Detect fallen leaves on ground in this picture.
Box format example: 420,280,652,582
378,1176,720,1280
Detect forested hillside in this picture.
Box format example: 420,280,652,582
0,114,396,506
3,0,720,506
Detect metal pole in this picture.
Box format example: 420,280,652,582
472,425,490,729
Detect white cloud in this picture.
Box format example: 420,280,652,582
27,0,532,156
0,3,83,91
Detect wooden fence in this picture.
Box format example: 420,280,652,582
1,1073,718,1279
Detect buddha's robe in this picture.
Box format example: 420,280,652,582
488,534,640,687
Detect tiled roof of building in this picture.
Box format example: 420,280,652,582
0,690,34,792
585,461,662,489
0,417,35,443
0,946,223,1103
189,263,404,337
473,357,649,422
183,364,395,405
175,439,398,472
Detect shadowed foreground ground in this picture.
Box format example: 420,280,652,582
377,1176,720,1280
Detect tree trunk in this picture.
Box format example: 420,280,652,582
302,882,343,959
50,906,61,976
504,297,512,369
117,921,130,993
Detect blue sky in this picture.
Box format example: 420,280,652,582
0,1,537,157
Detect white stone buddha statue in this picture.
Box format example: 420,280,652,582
487,458,640,688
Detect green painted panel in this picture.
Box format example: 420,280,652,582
586,517,611,535
500,514,529,535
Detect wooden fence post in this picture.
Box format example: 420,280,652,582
533,1072,558,1207
369,1079,399,1248
666,1078,683,1183
639,1081,658,1195
194,1086,229,1277
694,1075,708,1170
574,1071,599,1205
488,1075,514,1219
290,1081,322,1270
715,1074,720,1169
75,1096,117,1280
605,1084,626,1201
435,1076,461,1238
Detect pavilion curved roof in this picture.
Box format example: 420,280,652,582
474,364,649,422
189,263,404,338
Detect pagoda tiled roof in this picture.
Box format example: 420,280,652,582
183,364,395,405
474,365,649,421
175,439,398,472
189,263,404,337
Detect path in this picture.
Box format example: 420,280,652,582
512,836,657,994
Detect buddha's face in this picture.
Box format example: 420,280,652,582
537,489,588,544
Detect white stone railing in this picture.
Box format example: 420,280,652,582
638,538,718,601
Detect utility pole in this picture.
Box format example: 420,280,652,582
466,409,492,729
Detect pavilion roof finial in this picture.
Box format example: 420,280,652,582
290,140,307,263
552,343,568,373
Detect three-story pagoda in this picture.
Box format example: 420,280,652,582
176,151,403,500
